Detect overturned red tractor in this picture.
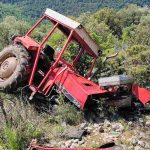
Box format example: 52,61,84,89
0,9,150,110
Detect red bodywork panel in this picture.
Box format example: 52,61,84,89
14,36,39,51
43,67,107,109
132,84,150,104
28,144,114,150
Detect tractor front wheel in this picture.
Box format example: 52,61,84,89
0,45,30,92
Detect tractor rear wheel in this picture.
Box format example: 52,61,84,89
0,45,30,92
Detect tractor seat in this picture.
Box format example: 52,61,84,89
43,44,55,62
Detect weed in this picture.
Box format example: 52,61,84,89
55,102,83,125
91,143,100,148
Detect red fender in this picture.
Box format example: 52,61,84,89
132,84,150,104
28,145,115,150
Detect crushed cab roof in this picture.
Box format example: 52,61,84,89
45,8,101,57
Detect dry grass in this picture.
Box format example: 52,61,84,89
0,93,84,149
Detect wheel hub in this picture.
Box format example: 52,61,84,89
0,57,17,79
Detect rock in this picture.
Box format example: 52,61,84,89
145,120,150,127
134,146,142,150
62,127,86,140
61,144,66,148
99,123,104,126
61,122,67,128
58,141,63,147
70,143,79,148
50,140,57,147
93,123,99,128
132,138,138,145
93,129,97,133
139,118,144,124
145,142,150,149
92,140,95,143
44,144,51,147
80,122,88,129
99,126,104,133
65,140,73,147
110,131,121,138
128,146,134,150
115,145,126,150
78,140,84,145
138,140,145,148
128,121,133,126
103,134,114,143
112,123,124,132
139,132,145,139
145,131,150,136
73,139,79,143
86,127,93,133
104,119,111,128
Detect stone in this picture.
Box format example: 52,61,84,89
145,120,150,127
99,126,104,133
92,140,95,143
73,139,79,143
145,142,150,149
58,141,63,147
78,140,85,145
128,121,133,126
112,123,124,132
65,140,73,147
61,122,67,128
139,118,144,123
62,127,86,140
138,140,145,148
80,122,88,129
132,138,138,145
99,123,104,126
103,134,114,143
44,144,51,147
86,127,93,133
139,132,145,139
128,146,134,150
134,146,142,150
110,131,121,138
50,140,57,147
93,123,99,128
61,144,66,148
104,119,111,127
70,143,79,148
93,129,97,133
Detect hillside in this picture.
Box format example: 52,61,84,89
0,2,150,149
0,0,150,19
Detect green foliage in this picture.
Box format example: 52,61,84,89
0,16,29,50
0,2,23,20
92,143,101,148
4,127,20,150
0,0,150,19
54,95,83,125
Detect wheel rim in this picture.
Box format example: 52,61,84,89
0,56,17,79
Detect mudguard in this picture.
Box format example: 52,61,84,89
132,84,150,104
